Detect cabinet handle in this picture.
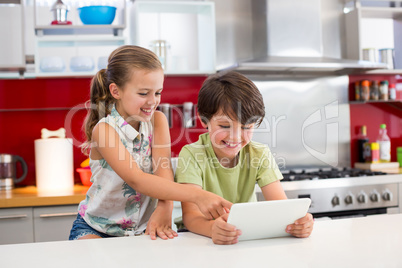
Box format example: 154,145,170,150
0,214,28,220
39,212,78,218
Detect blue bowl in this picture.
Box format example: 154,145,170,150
77,6,117,25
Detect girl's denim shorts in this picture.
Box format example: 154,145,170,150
69,214,114,240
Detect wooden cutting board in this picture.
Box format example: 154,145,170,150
354,162,400,174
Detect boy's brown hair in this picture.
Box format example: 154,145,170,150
197,71,265,126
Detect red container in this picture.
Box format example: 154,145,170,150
76,168,92,186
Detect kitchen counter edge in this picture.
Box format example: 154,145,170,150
0,185,89,208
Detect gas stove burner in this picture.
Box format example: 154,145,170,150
281,167,387,182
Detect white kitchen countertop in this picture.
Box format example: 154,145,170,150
1,213,401,268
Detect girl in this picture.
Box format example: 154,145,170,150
69,45,231,240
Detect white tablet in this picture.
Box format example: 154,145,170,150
227,198,311,241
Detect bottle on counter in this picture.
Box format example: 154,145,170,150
361,80,370,101
370,80,379,100
389,84,396,100
357,125,369,162
379,80,389,100
377,124,391,162
397,147,402,167
364,142,379,163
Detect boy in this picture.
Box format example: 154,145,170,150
174,71,313,245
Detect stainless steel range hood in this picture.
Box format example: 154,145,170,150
236,56,386,75
235,0,387,75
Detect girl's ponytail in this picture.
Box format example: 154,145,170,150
81,69,115,154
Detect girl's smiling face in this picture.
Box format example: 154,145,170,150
200,110,255,167
111,68,164,130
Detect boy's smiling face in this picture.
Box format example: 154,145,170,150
200,110,255,167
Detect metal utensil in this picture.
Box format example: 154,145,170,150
0,154,28,190
51,0,69,24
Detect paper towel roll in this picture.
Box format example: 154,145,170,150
34,138,74,192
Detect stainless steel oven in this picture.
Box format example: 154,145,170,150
256,169,401,219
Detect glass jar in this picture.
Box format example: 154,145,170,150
360,80,370,101
370,80,379,100
379,80,389,100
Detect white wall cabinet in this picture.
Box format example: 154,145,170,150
0,205,77,245
1,1,217,78
32,0,217,77
0,1,25,73
344,1,402,72
130,1,216,75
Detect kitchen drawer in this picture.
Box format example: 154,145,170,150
0,207,34,245
33,205,78,242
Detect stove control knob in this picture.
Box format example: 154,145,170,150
382,190,393,201
357,193,367,203
331,196,340,206
344,194,353,205
370,192,380,202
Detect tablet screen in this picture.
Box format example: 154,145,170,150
227,198,311,241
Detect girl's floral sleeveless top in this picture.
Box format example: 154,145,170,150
78,106,157,236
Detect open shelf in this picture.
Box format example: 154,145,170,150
365,69,402,74
345,4,402,70
35,25,126,36
361,7,402,19
350,100,402,115
33,0,126,36
34,35,127,76
31,0,128,77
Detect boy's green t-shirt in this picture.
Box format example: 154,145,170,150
174,133,283,203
